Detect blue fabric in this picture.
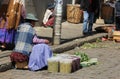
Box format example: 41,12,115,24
0,28,15,43
83,11,89,33
83,11,94,33
28,44,53,71
0,17,15,44
88,12,94,32
14,23,35,56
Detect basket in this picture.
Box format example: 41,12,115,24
15,61,28,69
67,4,83,23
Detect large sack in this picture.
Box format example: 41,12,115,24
95,26,115,33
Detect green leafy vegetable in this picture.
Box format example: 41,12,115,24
74,52,90,62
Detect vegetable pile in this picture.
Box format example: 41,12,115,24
74,52,98,67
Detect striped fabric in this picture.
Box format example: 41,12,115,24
13,23,35,56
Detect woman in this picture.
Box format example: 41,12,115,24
0,0,26,50
0,13,15,50
10,13,53,71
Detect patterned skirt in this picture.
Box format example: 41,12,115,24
10,52,29,63
0,28,15,43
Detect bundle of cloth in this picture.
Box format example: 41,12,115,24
42,3,55,28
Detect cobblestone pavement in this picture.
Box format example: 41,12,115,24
0,41,120,79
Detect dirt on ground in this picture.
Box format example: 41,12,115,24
0,41,120,79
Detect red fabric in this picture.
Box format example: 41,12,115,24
44,17,54,27
10,52,29,63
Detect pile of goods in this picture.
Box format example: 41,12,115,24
95,25,119,41
47,54,80,73
74,52,98,67
47,52,98,73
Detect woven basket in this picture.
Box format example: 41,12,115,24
67,4,83,23
15,61,28,69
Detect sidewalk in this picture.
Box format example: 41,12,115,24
0,21,108,72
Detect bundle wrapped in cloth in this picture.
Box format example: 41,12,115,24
95,26,115,33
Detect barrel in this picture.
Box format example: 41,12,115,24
67,4,83,23
101,3,114,20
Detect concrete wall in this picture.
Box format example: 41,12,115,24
62,0,71,19
25,0,72,26
25,0,40,25
25,0,36,15
33,0,53,26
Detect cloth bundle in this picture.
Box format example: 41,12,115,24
6,0,26,29
10,52,28,63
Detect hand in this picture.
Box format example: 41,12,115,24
44,39,50,44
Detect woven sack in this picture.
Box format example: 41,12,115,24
67,4,83,23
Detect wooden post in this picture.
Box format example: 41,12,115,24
72,0,76,5
52,0,63,45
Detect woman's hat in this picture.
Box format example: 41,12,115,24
25,13,38,21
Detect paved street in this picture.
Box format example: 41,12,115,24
0,21,116,79
0,41,120,79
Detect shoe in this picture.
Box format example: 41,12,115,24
83,32,88,36
89,32,93,35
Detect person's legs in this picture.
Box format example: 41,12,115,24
10,52,29,69
28,44,53,71
83,11,89,34
88,12,94,33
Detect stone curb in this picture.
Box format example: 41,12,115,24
0,33,107,72
0,62,13,72
52,33,107,53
